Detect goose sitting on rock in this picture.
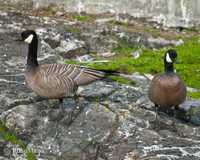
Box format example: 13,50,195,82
148,49,187,125
20,30,116,112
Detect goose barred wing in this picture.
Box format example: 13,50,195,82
36,64,78,98
43,63,105,86
72,67,106,85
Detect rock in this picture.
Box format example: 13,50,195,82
180,100,200,111
80,25,119,54
56,39,88,59
95,18,115,24
108,84,143,106
39,40,56,55
44,38,60,49
131,50,142,59
147,37,184,49
121,73,151,88
175,39,184,46
76,54,94,62
100,52,116,58
187,87,199,93
116,30,183,49
79,81,116,98
179,100,200,125
0,104,41,135
56,11,65,17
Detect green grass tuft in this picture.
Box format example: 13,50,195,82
188,91,200,99
109,75,136,85
73,15,92,22
26,149,37,160
64,25,81,34
0,121,37,159
112,38,138,55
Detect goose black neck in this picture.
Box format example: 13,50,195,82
27,38,38,70
164,61,174,73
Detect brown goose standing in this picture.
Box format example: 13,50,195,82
148,49,186,124
21,30,116,111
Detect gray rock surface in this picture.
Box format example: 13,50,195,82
3,0,200,27
0,5,200,160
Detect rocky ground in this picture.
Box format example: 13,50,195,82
0,4,200,160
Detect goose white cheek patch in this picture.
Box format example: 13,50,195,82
24,34,33,44
166,53,172,63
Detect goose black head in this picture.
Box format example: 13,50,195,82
164,49,178,64
21,30,37,44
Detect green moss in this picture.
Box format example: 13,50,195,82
188,91,200,99
0,121,37,160
112,38,138,55
65,59,78,64
111,20,130,28
73,15,92,22
26,149,37,160
109,75,136,85
64,25,81,34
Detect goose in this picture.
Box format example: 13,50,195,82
20,30,116,112
148,49,186,125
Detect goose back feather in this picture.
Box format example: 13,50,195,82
25,63,105,99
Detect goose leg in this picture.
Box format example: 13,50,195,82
154,104,160,129
59,98,65,112
48,99,64,122
56,98,65,120
59,95,79,125
52,99,64,138
172,105,178,132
